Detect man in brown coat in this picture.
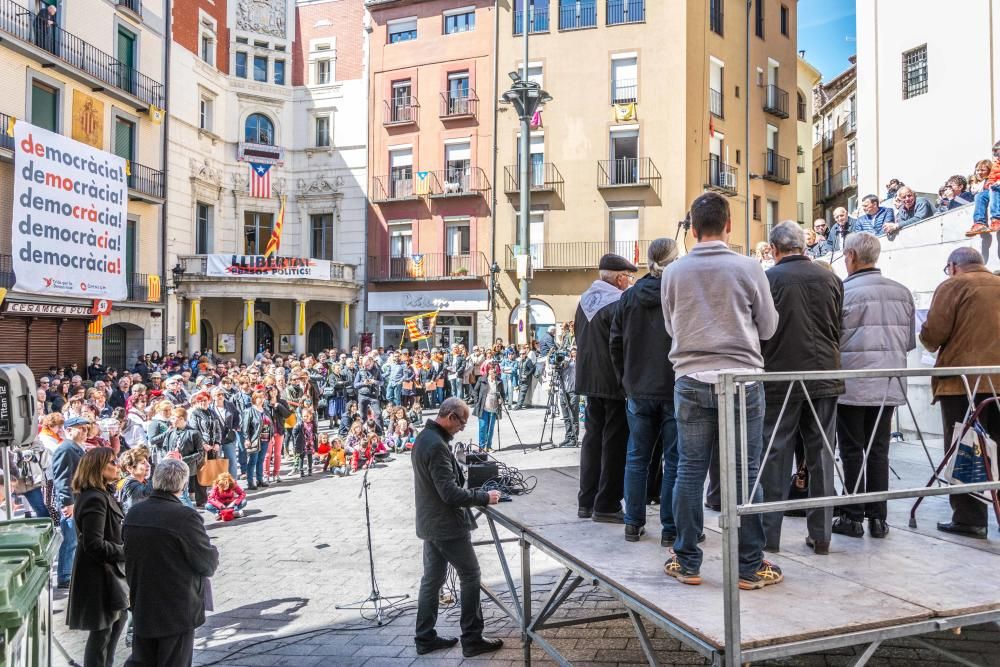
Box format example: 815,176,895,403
920,247,1000,538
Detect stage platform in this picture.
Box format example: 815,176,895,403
480,466,1000,666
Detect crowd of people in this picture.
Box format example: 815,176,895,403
572,191,1000,594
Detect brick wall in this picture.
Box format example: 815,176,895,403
173,0,230,75
293,0,365,86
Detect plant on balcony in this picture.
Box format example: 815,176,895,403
451,266,469,277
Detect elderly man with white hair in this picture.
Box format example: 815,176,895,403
758,221,844,555
124,458,219,666
835,232,915,540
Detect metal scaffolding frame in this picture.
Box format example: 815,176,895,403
478,365,1000,666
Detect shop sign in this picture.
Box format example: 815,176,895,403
4,302,93,317
205,254,333,280
367,289,489,312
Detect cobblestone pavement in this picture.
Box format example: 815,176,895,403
51,407,999,666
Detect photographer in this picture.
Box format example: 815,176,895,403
354,357,382,423
512,348,535,410
556,348,579,447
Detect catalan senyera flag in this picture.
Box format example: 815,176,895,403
263,195,286,257
404,310,439,342
146,275,161,302
88,315,103,336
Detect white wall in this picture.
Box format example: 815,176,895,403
857,0,999,199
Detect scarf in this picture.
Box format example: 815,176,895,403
579,279,624,321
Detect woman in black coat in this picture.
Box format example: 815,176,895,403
67,447,128,667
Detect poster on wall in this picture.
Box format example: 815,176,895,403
217,334,236,354
279,335,293,353
205,254,333,280
12,121,127,300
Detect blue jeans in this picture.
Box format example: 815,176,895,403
236,433,248,476
221,440,239,479
435,387,445,406
478,411,498,448
387,383,402,406
179,479,194,508
246,450,261,486
254,438,269,483
502,376,515,402
57,515,76,585
450,378,462,399
973,186,1000,222
206,499,247,515
672,377,766,578
20,488,49,520
623,398,678,538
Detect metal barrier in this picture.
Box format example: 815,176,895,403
716,365,1000,667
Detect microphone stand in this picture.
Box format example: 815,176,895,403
335,459,409,625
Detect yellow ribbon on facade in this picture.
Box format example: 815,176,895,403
297,302,306,336
244,301,254,330
188,300,199,336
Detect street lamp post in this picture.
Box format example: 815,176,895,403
501,11,551,345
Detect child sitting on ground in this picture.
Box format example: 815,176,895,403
368,433,391,463
407,396,423,424
327,437,350,477
350,432,370,472
386,418,415,453
206,472,247,521
316,432,332,471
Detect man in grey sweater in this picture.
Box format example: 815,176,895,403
660,192,783,590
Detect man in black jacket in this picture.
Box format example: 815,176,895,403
611,239,681,544
124,458,219,667
512,348,535,410
412,398,502,658
575,253,636,523
759,221,844,555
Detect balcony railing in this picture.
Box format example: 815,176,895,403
558,1,597,29
762,150,790,185
842,111,857,136
611,79,637,104
368,252,489,282
514,7,550,34
704,157,738,196
607,0,645,25
597,157,660,189
428,167,489,198
0,111,14,152
821,132,834,151
815,168,855,201
116,0,141,15
128,161,164,200
371,173,420,202
0,0,164,108
503,239,743,271
762,84,789,118
177,255,356,282
504,162,564,194
709,88,724,118
383,97,418,125
439,91,478,119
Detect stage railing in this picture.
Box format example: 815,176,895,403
716,365,1000,666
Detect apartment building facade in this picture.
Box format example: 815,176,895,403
812,56,857,221
0,0,166,376
797,53,821,224
166,0,367,363
492,0,798,335
364,0,495,350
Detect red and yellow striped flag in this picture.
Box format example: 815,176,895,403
263,195,286,257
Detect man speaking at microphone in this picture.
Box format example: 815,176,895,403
412,397,503,658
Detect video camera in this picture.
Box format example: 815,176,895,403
548,350,568,368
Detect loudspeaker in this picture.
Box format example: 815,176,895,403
467,462,499,489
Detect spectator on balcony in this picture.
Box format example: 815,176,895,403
968,159,993,194
892,187,934,230
807,220,832,258
946,175,975,209
855,195,895,236
829,207,855,251
967,140,1000,237
884,179,904,200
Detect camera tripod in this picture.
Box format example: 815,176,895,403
335,460,409,625
538,361,579,451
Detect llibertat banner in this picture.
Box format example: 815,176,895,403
12,121,127,300
206,255,334,280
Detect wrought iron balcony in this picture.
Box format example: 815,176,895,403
427,167,489,198
514,7,549,34
128,161,164,201
0,0,164,109
842,111,857,137
116,0,141,16
611,79,637,104
763,84,789,119
597,157,660,189
439,91,478,119
559,1,597,30
607,0,645,25
762,150,790,185
371,173,420,203
710,88,724,118
814,168,855,201
126,272,164,304
821,132,834,152
704,157,738,196
368,252,489,282
504,162,564,195
383,97,418,126
0,111,14,153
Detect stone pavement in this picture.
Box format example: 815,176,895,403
50,406,999,666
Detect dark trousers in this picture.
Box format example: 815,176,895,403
298,448,314,475
126,630,195,667
760,397,836,548
415,534,484,647
517,379,533,408
359,396,380,422
578,397,628,514
940,394,1000,527
85,613,127,667
560,391,580,441
837,404,893,522
189,475,207,507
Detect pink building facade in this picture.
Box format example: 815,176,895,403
365,0,496,349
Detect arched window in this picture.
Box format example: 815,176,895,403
796,91,806,122
245,113,274,145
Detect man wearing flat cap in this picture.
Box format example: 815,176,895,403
574,252,636,522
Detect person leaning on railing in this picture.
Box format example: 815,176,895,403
920,247,1000,539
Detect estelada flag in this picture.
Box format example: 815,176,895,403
263,195,286,257
404,310,439,342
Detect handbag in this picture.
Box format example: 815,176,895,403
198,458,230,487
402,381,414,391
944,422,999,485
425,381,436,392
435,378,445,388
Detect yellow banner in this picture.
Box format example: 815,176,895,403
146,275,161,302
5,117,13,138
343,304,349,329
404,310,439,342
414,171,432,196
148,105,164,125
188,300,199,336
244,300,254,330
297,301,306,336
614,102,636,122
88,314,103,336
72,90,104,149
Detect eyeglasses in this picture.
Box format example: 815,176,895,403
943,263,953,276
449,412,468,427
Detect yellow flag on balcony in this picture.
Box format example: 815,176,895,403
5,117,14,138
146,275,161,302
125,160,132,177
614,103,636,122
88,315,103,337
148,105,164,125
414,171,431,196
263,195,286,258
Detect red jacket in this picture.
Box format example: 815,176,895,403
207,483,246,509
987,158,1000,187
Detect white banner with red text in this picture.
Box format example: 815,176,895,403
205,255,334,280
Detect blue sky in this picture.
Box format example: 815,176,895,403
797,0,857,81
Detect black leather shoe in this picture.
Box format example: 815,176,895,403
806,536,830,555
868,519,889,539
936,521,987,539
592,510,625,524
832,516,864,538
415,636,458,655
624,524,645,542
577,507,593,519
704,502,721,512
462,637,503,658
